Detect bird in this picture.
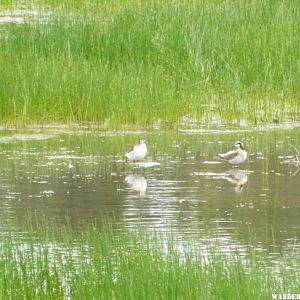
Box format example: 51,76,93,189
125,138,147,161
218,141,247,165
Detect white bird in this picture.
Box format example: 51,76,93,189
125,138,147,161
218,141,247,165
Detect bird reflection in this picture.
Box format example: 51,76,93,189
224,169,248,193
125,174,147,196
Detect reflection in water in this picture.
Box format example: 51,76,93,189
125,174,147,196
192,169,249,193
224,169,248,193
0,8,52,25
279,145,300,176
0,126,300,261
134,162,160,168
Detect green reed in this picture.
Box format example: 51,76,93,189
1,0,300,126
0,217,298,300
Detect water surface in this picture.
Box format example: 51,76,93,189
0,124,299,259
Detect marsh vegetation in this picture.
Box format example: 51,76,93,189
1,1,300,298
1,0,300,126
1,218,299,299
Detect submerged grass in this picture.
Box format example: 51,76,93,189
0,218,299,299
0,0,300,126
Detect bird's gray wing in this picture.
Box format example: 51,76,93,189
218,150,238,160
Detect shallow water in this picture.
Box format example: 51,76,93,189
0,124,299,258
0,7,51,25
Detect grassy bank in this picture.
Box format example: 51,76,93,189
1,0,300,126
0,219,299,299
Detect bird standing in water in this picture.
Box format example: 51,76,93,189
125,138,147,161
218,141,247,165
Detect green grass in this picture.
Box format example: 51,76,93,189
0,218,299,300
0,0,300,126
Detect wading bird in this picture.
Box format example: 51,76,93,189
125,138,147,161
218,141,247,165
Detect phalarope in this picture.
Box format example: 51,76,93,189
218,141,247,165
125,138,147,161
